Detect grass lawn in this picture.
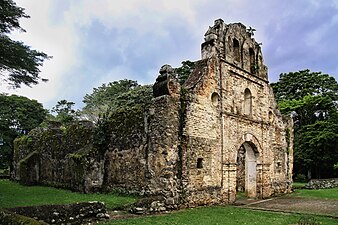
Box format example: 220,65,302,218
292,187,338,200
292,182,306,189
1,179,337,225
0,179,138,210
99,206,338,225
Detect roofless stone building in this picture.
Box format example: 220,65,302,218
13,19,293,211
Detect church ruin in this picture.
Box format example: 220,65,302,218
13,19,293,211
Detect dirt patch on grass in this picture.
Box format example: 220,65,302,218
240,196,338,217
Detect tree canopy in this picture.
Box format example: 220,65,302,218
0,94,47,168
83,80,153,153
174,60,195,85
81,79,152,122
271,69,338,102
50,99,78,124
271,69,338,179
0,0,50,88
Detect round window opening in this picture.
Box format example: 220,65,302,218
211,92,220,106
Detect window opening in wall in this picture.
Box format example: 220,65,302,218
276,161,282,173
268,111,274,123
249,48,256,73
197,158,203,169
233,38,240,62
211,92,220,106
244,88,252,115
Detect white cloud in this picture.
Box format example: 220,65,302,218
64,0,200,33
2,0,337,109
0,0,80,108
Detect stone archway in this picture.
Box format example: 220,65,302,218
236,141,259,198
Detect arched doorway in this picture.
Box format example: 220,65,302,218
236,141,259,198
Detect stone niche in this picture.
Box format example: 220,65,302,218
12,19,293,212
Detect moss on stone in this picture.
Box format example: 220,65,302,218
0,209,47,225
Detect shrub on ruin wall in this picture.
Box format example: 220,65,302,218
94,85,153,152
62,122,94,154
13,135,34,164
14,122,95,159
13,121,97,190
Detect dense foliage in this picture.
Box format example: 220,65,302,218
271,70,338,179
82,79,140,122
0,0,50,88
0,94,47,168
50,99,79,124
174,60,195,85
92,82,153,152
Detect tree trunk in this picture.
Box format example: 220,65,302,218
307,169,312,180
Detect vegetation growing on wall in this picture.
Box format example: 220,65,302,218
0,94,47,169
174,60,195,85
93,84,153,153
82,79,141,122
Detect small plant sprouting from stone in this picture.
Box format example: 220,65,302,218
247,26,256,36
298,215,319,225
334,162,338,170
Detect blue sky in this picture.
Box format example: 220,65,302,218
1,0,338,110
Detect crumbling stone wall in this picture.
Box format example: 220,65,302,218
12,19,293,211
12,121,104,193
178,19,293,204
103,65,182,211
102,105,148,193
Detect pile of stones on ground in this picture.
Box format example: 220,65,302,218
305,178,338,189
0,201,109,224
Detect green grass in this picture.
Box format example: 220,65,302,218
0,179,138,209
292,187,338,200
292,182,306,189
99,206,338,225
235,191,247,200
1,179,337,225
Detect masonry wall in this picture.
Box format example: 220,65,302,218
12,19,293,211
179,58,225,206
180,19,293,205
12,122,104,193
102,105,148,193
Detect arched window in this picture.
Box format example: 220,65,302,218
244,88,252,115
249,48,255,73
233,38,240,62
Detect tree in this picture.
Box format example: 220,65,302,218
51,100,78,124
174,60,195,85
0,94,47,168
295,116,338,179
0,0,50,88
271,70,338,179
271,69,338,102
81,79,140,122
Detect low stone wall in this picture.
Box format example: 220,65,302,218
7,201,109,224
0,209,47,225
305,178,338,189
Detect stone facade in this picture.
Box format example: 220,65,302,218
13,19,293,211
177,20,293,205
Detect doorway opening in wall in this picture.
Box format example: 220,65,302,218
236,141,258,200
